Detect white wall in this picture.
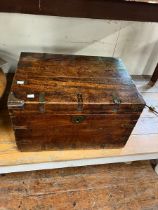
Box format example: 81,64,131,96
0,13,158,75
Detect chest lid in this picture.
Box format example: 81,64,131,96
8,53,145,114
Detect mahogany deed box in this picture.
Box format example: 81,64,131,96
8,53,145,151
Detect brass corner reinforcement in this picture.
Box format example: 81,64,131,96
8,92,24,109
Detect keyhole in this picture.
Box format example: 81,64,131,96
72,116,85,124
76,118,80,123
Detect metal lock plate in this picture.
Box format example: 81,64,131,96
72,115,86,124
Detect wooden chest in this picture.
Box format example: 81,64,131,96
8,53,145,151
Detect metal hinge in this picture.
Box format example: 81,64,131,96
112,93,121,105
111,92,121,113
8,92,24,109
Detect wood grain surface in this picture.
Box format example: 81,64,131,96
0,161,158,210
8,53,145,151
0,73,14,110
10,53,145,111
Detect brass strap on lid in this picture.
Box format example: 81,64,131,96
77,93,83,111
39,92,45,113
112,92,121,113
112,92,121,105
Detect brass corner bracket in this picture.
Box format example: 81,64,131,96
8,92,24,109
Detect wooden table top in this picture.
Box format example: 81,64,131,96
0,0,158,22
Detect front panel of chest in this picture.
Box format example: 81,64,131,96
10,112,140,151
